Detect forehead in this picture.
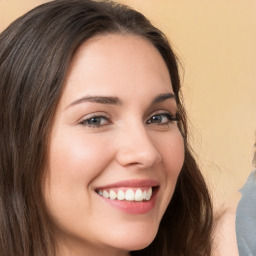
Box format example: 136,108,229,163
71,33,167,67
61,34,173,105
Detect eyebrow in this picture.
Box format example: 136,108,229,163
151,93,176,105
67,96,122,108
66,92,176,109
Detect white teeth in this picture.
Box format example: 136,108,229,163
125,189,135,201
135,189,143,201
143,190,147,200
117,190,125,200
97,187,154,202
109,190,117,200
103,190,109,198
146,188,152,201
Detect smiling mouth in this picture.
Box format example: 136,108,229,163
96,187,158,202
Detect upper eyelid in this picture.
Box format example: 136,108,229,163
146,109,177,119
147,112,177,121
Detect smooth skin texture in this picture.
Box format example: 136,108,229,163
44,34,185,256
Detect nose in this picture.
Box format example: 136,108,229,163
115,125,161,169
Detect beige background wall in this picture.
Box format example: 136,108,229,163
1,0,256,211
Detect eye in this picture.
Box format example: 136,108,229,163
146,113,178,125
79,115,110,127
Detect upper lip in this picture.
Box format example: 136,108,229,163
94,179,160,190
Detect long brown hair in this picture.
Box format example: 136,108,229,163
0,1,213,255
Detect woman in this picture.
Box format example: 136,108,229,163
0,0,213,255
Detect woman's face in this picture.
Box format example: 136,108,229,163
44,34,184,256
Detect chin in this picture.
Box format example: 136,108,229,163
107,227,158,252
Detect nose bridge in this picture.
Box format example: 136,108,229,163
116,121,161,168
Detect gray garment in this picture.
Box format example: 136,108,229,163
236,169,256,256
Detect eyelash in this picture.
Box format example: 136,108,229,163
146,113,178,125
79,112,178,128
79,115,110,127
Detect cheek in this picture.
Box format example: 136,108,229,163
146,129,184,223
158,130,185,176
44,132,115,222
44,132,115,231
168,134,185,175
156,130,185,201
47,132,114,186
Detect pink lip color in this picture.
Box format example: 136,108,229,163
95,179,160,214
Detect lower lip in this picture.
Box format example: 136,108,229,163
97,188,159,214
